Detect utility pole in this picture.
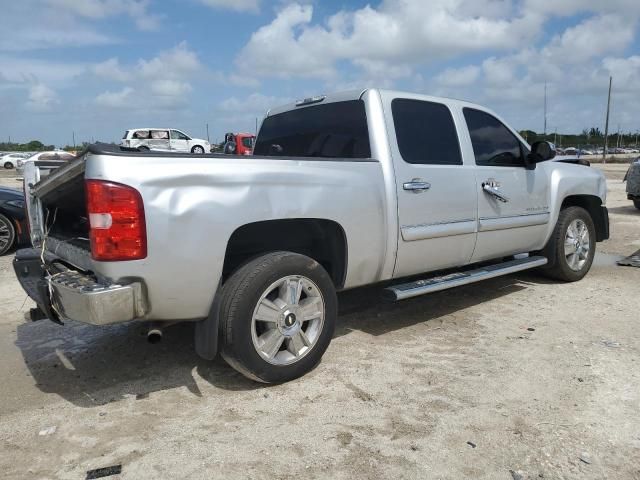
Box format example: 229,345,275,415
255,117,258,136
72,131,76,150
603,76,612,163
543,81,547,137
206,123,210,143
554,127,557,145
617,124,621,148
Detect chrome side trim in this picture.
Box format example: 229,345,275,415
401,219,476,241
479,212,550,232
384,256,548,301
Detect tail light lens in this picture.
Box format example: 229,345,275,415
85,180,147,261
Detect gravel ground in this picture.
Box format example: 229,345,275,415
0,165,639,480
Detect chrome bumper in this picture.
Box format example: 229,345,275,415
48,270,147,325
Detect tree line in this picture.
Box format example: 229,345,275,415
519,128,639,147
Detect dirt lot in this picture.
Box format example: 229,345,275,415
0,165,639,480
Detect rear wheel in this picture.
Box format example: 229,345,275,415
634,199,640,210
219,251,337,383
191,145,205,154
0,214,16,255
3,162,13,169
539,206,596,281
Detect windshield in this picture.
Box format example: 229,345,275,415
254,100,371,158
122,130,129,139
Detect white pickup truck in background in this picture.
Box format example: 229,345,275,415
14,89,609,383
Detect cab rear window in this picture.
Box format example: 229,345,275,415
254,100,371,158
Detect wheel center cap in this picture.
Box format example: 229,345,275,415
284,312,297,328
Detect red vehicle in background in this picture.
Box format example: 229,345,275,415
223,132,255,155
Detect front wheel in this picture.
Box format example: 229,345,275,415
539,206,596,282
219,252,337,383
0,214,16,255
191,145,205,154
3,162,13,169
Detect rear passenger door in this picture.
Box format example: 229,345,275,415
149,130,170,151
461,108,550,262
381,94,478,278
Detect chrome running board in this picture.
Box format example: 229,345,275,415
384,256,548,301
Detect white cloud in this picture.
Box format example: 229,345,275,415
92,58,131,82
0,55,86,87
602,56,640,93
150,79,192,97
542,14,636,64
90,43,203,111
218,92,287,114
45,0,163,31
435,65,481,87
138,42,202,79
26,84,59,111
198,0,260,13
236,2,543,79
95,87,134,108
524,0,640,16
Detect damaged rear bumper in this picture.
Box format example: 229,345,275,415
13,248,147,325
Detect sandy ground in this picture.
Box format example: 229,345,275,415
0,165,639,480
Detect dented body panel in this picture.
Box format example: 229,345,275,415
17,88,608,327
82,153,388,319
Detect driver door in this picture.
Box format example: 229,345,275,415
462,108,550,262
170,130,190,152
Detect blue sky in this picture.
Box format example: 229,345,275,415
1,0,639,146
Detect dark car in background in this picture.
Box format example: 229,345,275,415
0,187,28,255
624,157,640,210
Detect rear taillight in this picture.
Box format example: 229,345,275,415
85,180,147,261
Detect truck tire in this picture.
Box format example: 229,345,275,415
219,251,337,383
539,206,596,282
634,199,640,210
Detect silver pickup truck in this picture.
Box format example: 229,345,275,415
14,89,609,383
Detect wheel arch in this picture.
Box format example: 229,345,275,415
222,218,348,289
560,194,608,241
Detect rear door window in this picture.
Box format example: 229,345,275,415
254,100,371,158
133,130,150,139
151,130,169,139
391,99,462,165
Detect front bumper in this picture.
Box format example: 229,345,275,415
13,248,147,325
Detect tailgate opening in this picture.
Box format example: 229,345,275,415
40,174,90,251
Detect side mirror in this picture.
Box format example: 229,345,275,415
531,141,556,161
526,141,556,170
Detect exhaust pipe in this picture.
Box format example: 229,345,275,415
147,325,163,344
146,321,178,344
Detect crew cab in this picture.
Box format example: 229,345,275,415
14,89,609,383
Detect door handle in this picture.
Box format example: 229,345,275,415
403,179,431,193
482,182,509,203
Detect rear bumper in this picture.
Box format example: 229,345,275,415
13,248,147,325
